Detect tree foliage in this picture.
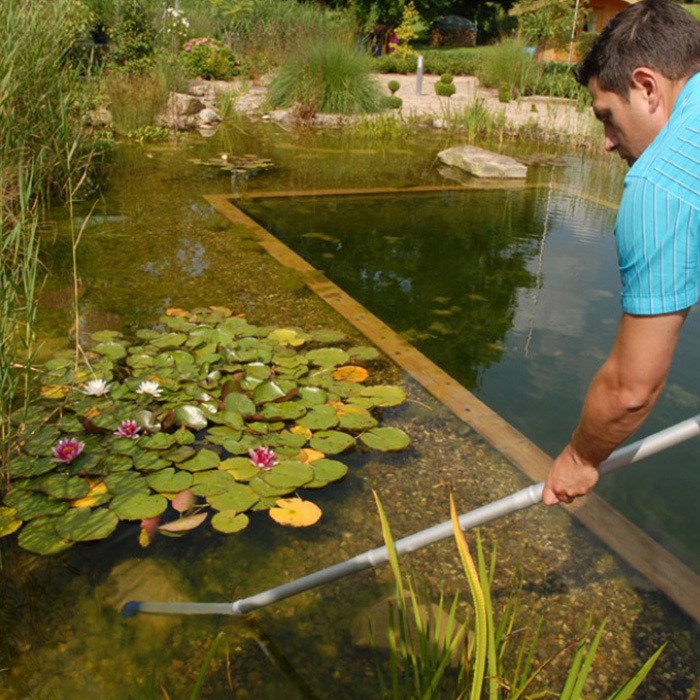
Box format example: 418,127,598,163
514,0,589,50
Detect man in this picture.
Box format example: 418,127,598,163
542,0,700,506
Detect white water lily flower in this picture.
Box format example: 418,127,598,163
82,379,109,396
136,380,163,397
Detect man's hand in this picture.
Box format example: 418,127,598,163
542,443,600,505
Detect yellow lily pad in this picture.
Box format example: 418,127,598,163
269,498,322,528
40,384,70,399
332,365,369,383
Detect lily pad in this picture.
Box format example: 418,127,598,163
94,341,127,361
252,380,286,404
207,483,259,512
223,392,256,416
105,471,149,494
219,457,259,482
359,427,411,451
332,365,369,383
158,512,207,532
310,329,346,344
260,401,307,421
297,405,338,430
7,455,57,478
306,458,349,488
309,431,356,455
174,405,208,430
150,332,188,349
6,490,69,520
162,445,197,463
146,468,193,493
55,508,119,542
34,474,90,500
18,518,71,555
180,449,220,472
348,346,381,362
261,462,314,489
139,432,176,450
338,409,378,432
133,451,171,473
306,348,350,368
110,491,168,520
0,507,22,537
269,498,322,527
211,511,249,534
248,476,295,498
190,470,237,497
357,385,406,407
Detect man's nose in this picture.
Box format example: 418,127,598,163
604,130,618,152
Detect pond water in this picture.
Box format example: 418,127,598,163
237,183,700,574
2,120,698,698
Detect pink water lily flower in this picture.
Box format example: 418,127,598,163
53,437,85,464
249,447,278,471
114,419,140,439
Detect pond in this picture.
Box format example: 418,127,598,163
1,120,698,698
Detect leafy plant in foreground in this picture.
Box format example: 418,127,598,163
372,491,665,698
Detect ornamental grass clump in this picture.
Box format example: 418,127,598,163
266,37,384,116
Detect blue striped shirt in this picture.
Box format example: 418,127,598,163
615,72,700,315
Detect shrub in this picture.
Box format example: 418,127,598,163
266,38,384,115
498,81,512,103
382,95,403,109
439,73,454,84
435,81,456,97
180,37,239,80
387,79,400,95
109,0,155,66
375,53,417,74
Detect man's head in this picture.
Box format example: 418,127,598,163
575,0,700,166
575,0,700,98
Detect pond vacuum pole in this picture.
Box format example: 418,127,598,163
122,414,700,618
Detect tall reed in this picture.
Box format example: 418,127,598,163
0,0,105,469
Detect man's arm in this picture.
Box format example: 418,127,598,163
542,309,688,505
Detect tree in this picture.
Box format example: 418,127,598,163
513,0,589,52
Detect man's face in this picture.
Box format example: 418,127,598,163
589,76,660,167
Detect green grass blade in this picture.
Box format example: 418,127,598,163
188,631,226,700
606,644,666,700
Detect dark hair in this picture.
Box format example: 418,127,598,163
574,0,700,97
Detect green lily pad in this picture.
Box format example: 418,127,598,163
18,518,71,555
174,428,196,445
248,476,294,498
0,507,22,537
309,431,356,455
338,409,378,432
206,426,243,446
348,346,381,361
55,508,119,542
245,362,271,380
150,332,188,349
250,496,279,511
146,468,193,493
191,470,237,497
223,392,256,416
162,445,197,463
260,402,307,421
357,385,406,407
7,455,56,478
139,432,176,450
221,435,261,455
210,410,245,430
133,451,171,472
219,457,259,481
252,380,286,404
261,461,313,489
94,341,127,361
359,427,411,451
306,348,350,368
174,405,208,430
207,483,259,512
268,431,308,449
110,491,168,520
105,471,149,494
306,458,349,488
297,405,338,430
211,511,249,534
34,474,90,500
180,449,220,472
6,490,69,520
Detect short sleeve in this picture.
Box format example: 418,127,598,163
615,177,699,315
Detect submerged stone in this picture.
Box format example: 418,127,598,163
437,145,527,179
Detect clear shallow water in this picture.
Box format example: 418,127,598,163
2,122,698,698
238,184,700,573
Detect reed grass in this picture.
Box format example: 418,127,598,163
371,490,664,698
1,0,106,470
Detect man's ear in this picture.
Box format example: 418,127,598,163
630,66,661,112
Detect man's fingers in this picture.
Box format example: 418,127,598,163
542,486,560,506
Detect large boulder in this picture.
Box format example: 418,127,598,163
437,146,527,179
157,92,206,130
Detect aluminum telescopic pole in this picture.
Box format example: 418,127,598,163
122,414,700,617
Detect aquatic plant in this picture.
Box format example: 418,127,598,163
0,308,411,554
372,491,665,698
